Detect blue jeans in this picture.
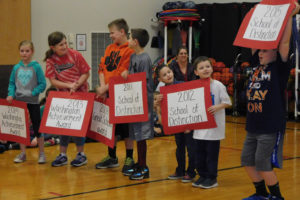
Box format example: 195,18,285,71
174,132,196,177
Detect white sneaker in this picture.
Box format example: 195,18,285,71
14,153,26,163
38,153,46,164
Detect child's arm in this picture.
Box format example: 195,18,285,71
121,70,129,80
74,72,89,91
7,67,17,103
207,103,231,115
279,1,299,62
32,65,46,96
97,72,109,97
49,79,75,91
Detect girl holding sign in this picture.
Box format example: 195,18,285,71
192,56,231,189
44,31,90,167
7,40,46,163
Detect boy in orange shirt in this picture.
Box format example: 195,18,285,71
96,18,135,174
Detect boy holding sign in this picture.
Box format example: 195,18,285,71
121,28,154,180
240,2,299,200
191,56,231,189
96,19,135,173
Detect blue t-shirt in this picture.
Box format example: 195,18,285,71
246,51,290,133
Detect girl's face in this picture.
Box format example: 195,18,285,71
51,38,68,56
258,49,277,65
158,66,174,85
194,60,213,79
177,49,188,63
19,44,33,64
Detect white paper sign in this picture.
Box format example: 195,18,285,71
114,81,144,116
90,101,113,139
46,98,87,130
167,87,208,127
0,105,26,137
243,4,289,41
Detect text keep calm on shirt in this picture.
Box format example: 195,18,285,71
246,52,290,134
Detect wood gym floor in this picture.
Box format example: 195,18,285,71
0,116,299,200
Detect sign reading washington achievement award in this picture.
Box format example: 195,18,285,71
39,91,95,137
0,99,30,145
234,0,295,49
109,72,148,123
160,78,216,135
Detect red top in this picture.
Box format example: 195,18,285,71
45,48,90,92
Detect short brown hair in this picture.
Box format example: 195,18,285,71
193,56,212,71
131,28,149,48
108,18,129,34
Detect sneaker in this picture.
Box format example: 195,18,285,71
123,163,139,176
168,173,184,180
199,178,218,189
242,194,270,200
51,154,68,167
269,196,284,200
122,157,135,175
181,174,194,183
38,153,46,164
95,156,119,169
70,153,87,167
192,177,206,187
130,166,149,180
14,153,26,163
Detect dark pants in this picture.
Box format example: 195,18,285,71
174,132,196,177
195,139,220,179
27,104,41,138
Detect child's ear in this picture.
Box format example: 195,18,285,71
194,70,198,76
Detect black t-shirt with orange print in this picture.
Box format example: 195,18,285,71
246,51,291,133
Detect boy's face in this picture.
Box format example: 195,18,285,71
258,49,277,65
194,60,213,79
109,25,124,44
158,66,174,85
128,35,137,49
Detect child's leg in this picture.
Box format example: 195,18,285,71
137,140,147,167
185,132,196,178
71,137,87,167
20,143,26,153
37,137,44,153
174,133,186,176
59,135,70,153
206,140,220,179
27,103,44,154
195,139,207,177
14,144,26,163
73,136,85,153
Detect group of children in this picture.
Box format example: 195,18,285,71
4,1,299,197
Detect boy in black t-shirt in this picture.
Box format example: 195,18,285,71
241,2,299,200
